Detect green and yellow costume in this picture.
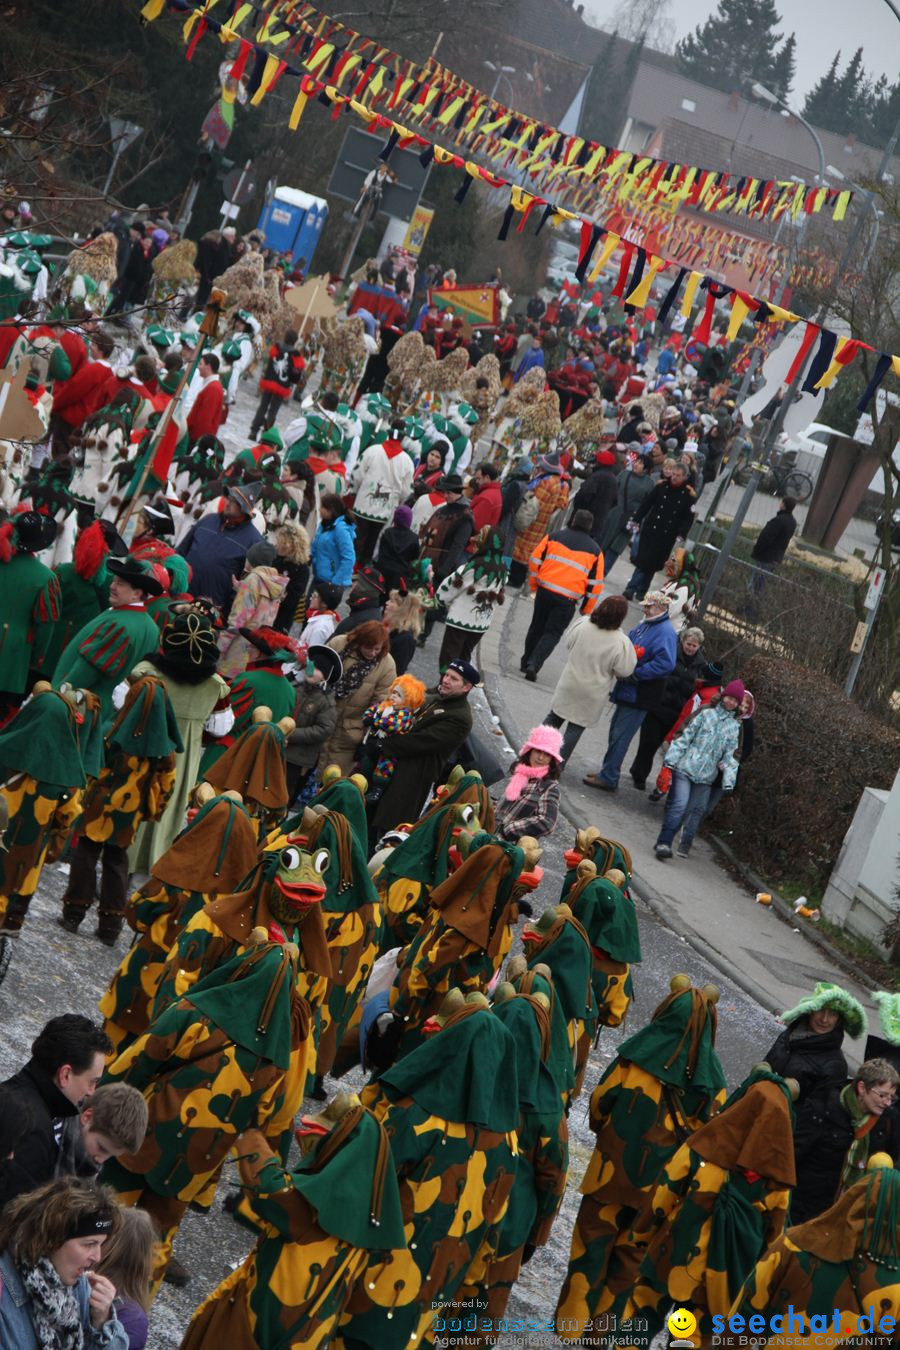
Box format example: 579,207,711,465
522,903,596,1099
375,797,482,952
555,979,726,1343
565,862,642,1042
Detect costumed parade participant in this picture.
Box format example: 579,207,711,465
623,1068,798,1348
555,977,727,1342
564,860,642,1042
99,791,259,1055
58,671,183,945
180,1094,407,1350
199,627,296,773
522,902,596,1099
102,939,311,1293
35,519,124,680
0,510,60,720
333,995,518,1349
202,706,295,837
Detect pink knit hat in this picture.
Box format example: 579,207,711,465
722,679,746,701
520,724,564,761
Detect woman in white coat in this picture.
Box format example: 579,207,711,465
544,594,636,763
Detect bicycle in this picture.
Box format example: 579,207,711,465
760,449,814,503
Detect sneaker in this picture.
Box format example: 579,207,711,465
676,844,691,858
654,843,673,859
583,774,616,792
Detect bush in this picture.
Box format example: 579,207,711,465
709,652,900,895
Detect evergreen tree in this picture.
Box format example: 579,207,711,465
675,0,794,98
770,33,796,102
834,47,867,127
580,30,628,146
802,50,841,127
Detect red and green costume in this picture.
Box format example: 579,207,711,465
52,602,161,720
0,548,60,700
200,663,296,772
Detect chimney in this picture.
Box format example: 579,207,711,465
576,2,584,11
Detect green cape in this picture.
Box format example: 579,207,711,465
781,981,867,1040
288,1106,406,1249
570,876,642,964
185,942,298,1070
513,968,576,1098
526,915,594,1027
0,691,85,790
381,1005,519,1133
107,675,184,758
617,987,726,1095
377,801,460,891
76,696,107,780
309,779,368,851
491,994,559,1115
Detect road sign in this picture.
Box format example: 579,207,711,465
328,127,430,223
850,620,867,653
223,166,256,205
864,567,885,610
219,200,240,221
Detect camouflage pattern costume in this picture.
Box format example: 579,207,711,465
506,959,577,1107
103,941,310,1294
564,863,642,1048
456,989,569,1343
391,836,532,1054
522,903,596,1099
555,980,727,1343
180,1100,406,1350
203,714,292,839
98,794,259,1055
731,1165,900,1346
333,1002,519,1349
623,1072,797,1348
0,687,89,935
375,796,482,952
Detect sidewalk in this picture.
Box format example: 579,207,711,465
476,554,876,1051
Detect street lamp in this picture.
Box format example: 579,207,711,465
826,164,882,266
752,81,826,189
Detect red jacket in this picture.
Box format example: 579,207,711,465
57,329,87,378
90,371,153,418
51,360,114,428
187,379,226,442
470,479,502,534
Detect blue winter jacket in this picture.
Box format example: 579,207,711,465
178,511,262,615
310,515,356,588
610,612,677,711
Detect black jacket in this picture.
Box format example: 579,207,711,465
419,501,474,582
332,599,383,637
389,628,416,676
375,526,421,594
633,480,696,573
765,1018,848,1105
657,645,705,728
274,556,310,633
572,467,618,542
372,691,473,832
792,1084,896,1223
751,508,796,565
1,1061,78,1209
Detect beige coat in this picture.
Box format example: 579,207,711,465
318,634,396,773
550,619,637,727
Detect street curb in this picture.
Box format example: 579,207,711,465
707,834,880,993
481,595,790,1017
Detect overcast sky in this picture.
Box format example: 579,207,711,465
583,0,898,103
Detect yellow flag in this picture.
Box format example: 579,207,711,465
625,255,666,308
250,54,281,105
726,295,752,341
680,271,703,316
588,232,621,283
289,86,309,130
833,190,851,222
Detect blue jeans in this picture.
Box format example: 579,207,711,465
597,705,647,787
656,771,713,848
602,548,620,574
625,565,653,598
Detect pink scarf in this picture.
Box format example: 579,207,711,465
504,762,549,802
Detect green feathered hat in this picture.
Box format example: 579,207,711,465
781,981,867,1040
873,991,900,1045
106,674,184,759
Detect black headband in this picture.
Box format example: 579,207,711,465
68,1212,114,1240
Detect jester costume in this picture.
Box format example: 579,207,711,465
103,941,310,1293
555,979,727,1343
730,1165,900,1345
333,1001,519,1349
98,793,259,1055
52,596,161,720
34,520,115,679
390,834,537,1054
200,659,296,772
456,988,569,1343
60,673,183,943
624,1071,797,1348
0,687,88,940
180,1098,407,1350
0,513,61,703
562,825,633,887
522,903,597,1100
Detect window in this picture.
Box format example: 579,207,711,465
681,97,696,113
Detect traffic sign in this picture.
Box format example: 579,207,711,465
223,166,256,205
864,567,885,611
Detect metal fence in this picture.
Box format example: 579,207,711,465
692,542,861,686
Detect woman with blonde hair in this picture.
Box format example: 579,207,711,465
0,1176,127,1348
96,1208,154,1349
383,587,424,675
321,620,396,772
272,518,311,632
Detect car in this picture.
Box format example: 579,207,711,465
875,507,900,550
775,422,841,459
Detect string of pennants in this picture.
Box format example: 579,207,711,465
143,0,854,226
141,0,899,411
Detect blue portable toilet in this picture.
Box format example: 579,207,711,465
256,187,328,269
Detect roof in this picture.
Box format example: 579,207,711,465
274,186,328,212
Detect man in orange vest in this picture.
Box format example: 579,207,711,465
521,507,604,679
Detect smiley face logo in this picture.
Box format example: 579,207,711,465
667,1308,698,1342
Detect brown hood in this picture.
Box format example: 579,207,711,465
788,1166,900,1263
204,722,289,810
430,843,518,958
205,872,332,978
150,799,259,894
688,1079,796,1188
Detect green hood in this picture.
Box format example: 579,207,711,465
185,942,298,1070
511,967,575,1098
569,876,642,964
526,915,594,1027
491,994,559,1116
377,801,461,890
0,691,85,790
288,1106,406,1249
381,1005,519,1132
107,675,184,758
306,809,378,915
781,981,867,1040
309,779,368,851
617,986,726,1095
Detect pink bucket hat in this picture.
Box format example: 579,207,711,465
520,724,564,762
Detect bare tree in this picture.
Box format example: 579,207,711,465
608,0,677,52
